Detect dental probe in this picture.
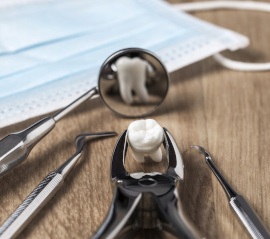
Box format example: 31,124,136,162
0,87,99,178
192,145,270,239
0,131,116,239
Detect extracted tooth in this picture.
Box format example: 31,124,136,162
149,148,162,162
127,119,164,163
115,56,150,105
131,150,146,163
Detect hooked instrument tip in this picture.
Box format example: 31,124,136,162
191,145,211,159
75,131,117,153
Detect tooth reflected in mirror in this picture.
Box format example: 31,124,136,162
98,48,169,117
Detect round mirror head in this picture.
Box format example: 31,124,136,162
98,48,169,118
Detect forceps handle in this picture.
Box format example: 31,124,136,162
0,172,63,239
158,189,201,239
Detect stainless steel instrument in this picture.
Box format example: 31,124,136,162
0,87,98,178
0,131,116,239
192,145,270,239
92,128,200,239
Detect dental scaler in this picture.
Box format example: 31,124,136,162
192,145,270,239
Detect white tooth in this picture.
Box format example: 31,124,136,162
115,56,149,104
132,150,145,163
149,148,162,162
127,119,164,163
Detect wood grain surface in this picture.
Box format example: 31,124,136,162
1,1,270,238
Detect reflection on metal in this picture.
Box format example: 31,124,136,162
99,48,169,118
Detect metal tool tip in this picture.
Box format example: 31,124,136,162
77,131,117,140
94,131,117,137
191,145,210,158
75,131,117,152
191,145,204,152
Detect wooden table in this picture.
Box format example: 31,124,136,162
1,1,270,238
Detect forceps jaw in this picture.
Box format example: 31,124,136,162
110,130,129,181
163,128,184,180
110,128,184,181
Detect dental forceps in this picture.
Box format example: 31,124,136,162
93,129,201,239
0,131,116,239
192,145,270,239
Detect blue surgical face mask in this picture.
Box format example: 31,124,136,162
0,0,248,127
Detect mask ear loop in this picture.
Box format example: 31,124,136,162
173,1,270,71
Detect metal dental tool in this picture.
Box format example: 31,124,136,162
0,87,98,178
92,129,201,239
0,131,116,239
0,48,169,178
192,145,270,239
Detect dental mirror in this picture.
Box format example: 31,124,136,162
98,48,169,117
0,48,169,178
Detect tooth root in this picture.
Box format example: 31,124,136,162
132,151,145,163
149,147,162,162
146,63,155,77
115,57,134,104
119,79,133,104
134,80,149,103
115,56,150,104
132,59,149,103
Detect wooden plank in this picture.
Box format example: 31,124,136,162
1,1,270,238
